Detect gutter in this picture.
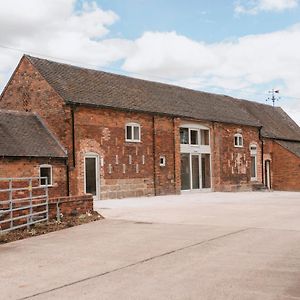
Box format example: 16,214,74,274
65,101,261,129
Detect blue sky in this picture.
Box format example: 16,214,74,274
96,0,300,41
0,0,300,123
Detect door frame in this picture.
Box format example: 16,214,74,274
181,152,212,192
84,153,100,200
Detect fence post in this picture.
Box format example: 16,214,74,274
9,179,13,230
28,178,33,229
45,177,49,222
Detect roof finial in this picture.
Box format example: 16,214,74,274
266,89,280,107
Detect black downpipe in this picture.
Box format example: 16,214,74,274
152,116,157,196
173,118,177,192
259,126,264,185
71,105,76,168
65,159,70,196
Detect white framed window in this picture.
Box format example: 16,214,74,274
39,164,53,186
180,127,210,146
159,155,166,167
250,144,257,180
125,123,141,142
234,133,243,148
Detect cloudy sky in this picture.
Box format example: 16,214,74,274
0,0,300,124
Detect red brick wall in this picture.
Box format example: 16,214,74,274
213,123,262,191
0,158,67,198
48,194,93,219
0,57,71,147
73,107,180,199
265,140,300,191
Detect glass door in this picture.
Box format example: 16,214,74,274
181,153,211,191
180,154,191,190
191,155,200,189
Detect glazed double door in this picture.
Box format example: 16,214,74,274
181,153,211,191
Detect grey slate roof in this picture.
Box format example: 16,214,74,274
235,99,300,142
276,140,300,158
0,110,67,158
25,55,260,127
25,55,300,142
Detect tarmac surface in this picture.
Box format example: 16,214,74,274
1,191,300,300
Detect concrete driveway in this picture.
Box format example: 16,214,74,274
1,191,300,300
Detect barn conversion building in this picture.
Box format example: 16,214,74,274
0,55,299,200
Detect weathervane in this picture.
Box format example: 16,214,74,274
266,89,280,107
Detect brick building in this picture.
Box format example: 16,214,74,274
0,110,67,198
0,55,299,200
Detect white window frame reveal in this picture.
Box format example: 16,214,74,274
234,133,243,148
39,164,53,187
125,122,141,143
180,123,210,156
250,144,258,181
179,122,212,192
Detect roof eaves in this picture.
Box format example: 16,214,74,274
68,100,261,128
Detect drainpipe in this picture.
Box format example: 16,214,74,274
259,126,264,185
71,105,76,168
152,116,157,196
173,117,177,193
65,159,70,196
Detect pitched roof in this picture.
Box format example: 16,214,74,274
276,140,300,158
25,55,300,141
233,99,300,141
25,55,260,127
0,110,67,158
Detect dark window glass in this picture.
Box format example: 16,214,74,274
133,126,140,140
251,156,256,178
180,128,189,144
181,154,190,190
201,154,211,188
40,167,52,186
126,126,132,140
200,130,209,145
85,157,96,195
192,155,200,189
190,130,199,145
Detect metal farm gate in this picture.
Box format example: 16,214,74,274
0,177,49,233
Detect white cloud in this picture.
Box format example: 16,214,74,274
0,0,299,125
0,0,133,68
235,0,298,14
122,26,300,124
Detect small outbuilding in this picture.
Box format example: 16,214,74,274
0,110,68,198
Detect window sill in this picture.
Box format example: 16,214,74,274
125,140,141,143
40,184,54,188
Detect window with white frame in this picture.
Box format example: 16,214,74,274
180,127,210,146
39,164,52,186
250,144,257,180
234,133,243,147
125,123,141,142
159,155,166,167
